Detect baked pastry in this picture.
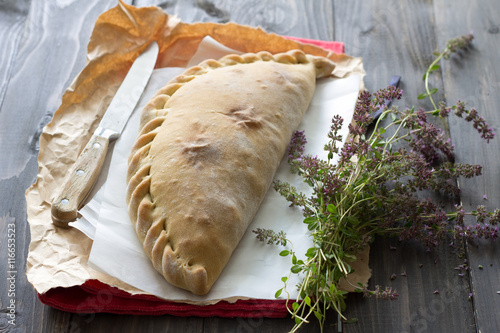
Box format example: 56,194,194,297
126,50,335,295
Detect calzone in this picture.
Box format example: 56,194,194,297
126,50,335,295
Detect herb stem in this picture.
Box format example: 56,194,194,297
424,53,443,110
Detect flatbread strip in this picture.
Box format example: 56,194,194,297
126,50,335,295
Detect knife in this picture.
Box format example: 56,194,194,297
51,41,159,227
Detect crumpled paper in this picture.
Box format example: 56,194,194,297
25,1,367,299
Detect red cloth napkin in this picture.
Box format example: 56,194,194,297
37,38,344,317
38,279,289,317
285,36,345,54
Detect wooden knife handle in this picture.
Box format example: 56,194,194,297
51,133,109,227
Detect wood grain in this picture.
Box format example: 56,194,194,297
0,0,128,332
433,0,500,332
136,0,335,40
0,0,29,110
68,313,204,333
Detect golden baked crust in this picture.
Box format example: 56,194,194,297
126,50,335,295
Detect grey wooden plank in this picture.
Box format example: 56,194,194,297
135,0,335,40
0,1,130,332
0,3,32,331
67,313,203,333
0,0,30,109
344,238,475,333
333,0,476,332
433,0,500,332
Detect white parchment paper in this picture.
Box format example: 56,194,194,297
75,37,361,303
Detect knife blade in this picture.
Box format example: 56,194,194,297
51,41,159,227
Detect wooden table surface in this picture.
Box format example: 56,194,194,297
1,0,499,332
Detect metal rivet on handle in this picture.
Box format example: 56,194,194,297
60,199,70,205
93,142,101,149
76,169,85,176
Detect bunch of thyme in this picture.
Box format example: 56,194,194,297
253,33,497,332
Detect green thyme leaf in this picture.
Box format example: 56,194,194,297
279,250,290,257
430,64,441,72
304,216,316,223
344,253,357,262
327,204,337,213
305,247,317,258
344,318,359,324
428,87,438,95
314,311,323,321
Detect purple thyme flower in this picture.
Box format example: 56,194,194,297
457,103,496,143
444,32,474,59
455,100,466,117
363,285,399,301
288,130,307,161
372,86,403,108
475,205,488,223
490,209,500,225
438,101,451,117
